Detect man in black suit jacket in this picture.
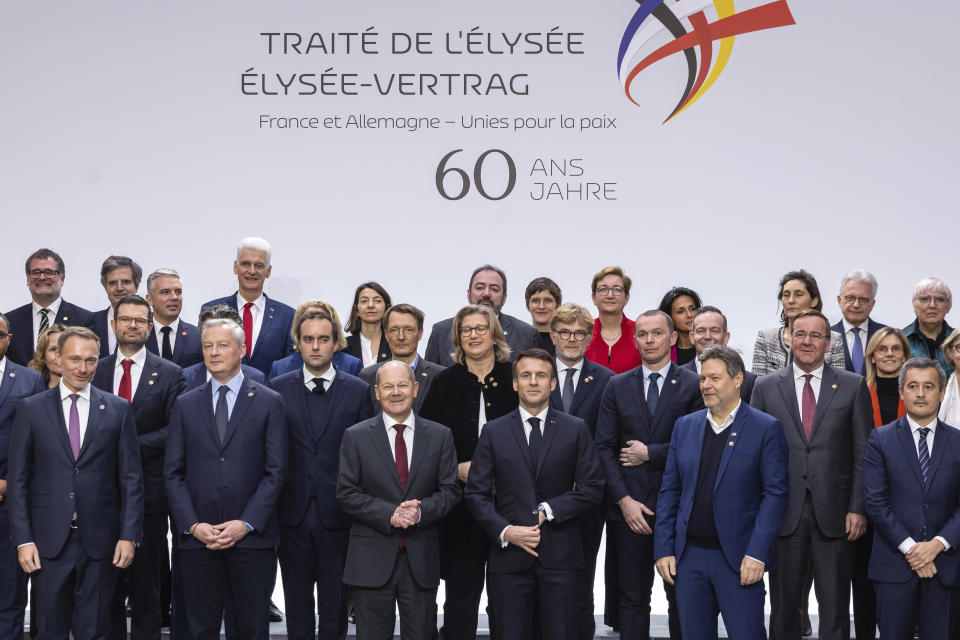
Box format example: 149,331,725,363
751,310,872,640
8,326,143,640
144,269,203,368
164,319,287,640
4,248,94,365
337,360,461,640
682,306,757,402
90,256,142,359
594,310,701,640
92,295,187,640
465,348,604,640
359,303,445,412
424,264,536,366
268,309,374,640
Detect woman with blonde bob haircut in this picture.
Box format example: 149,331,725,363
450,304,511,365
29,323,68,387
938,327,960,426
863,326,910,427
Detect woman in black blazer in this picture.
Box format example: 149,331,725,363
420,304,518,640
343,281,392,367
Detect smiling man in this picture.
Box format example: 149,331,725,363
90,256,143,358
831,269,887,376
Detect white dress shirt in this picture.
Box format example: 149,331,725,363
32,298,62,345
642,362,670,396
557,357,583,394
0,357,7,379
383,413,415,470
236,293,266,355
707,401,741,435
303,365,336,393
113,347,147,399
105,306,117,354
842,319,870,355
897,415,950,554
793,363,824,410
59,382,91,445
359,333,376,368
153,317,181,355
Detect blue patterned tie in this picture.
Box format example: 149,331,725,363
850,328,865,375
647,372,660,417
917,427,930,487
528,417,543,470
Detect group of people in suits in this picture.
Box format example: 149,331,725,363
2,241,960,640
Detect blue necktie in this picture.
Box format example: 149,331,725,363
647,372,660,417
851,328,865,375
528,417,542,470
562,368,576,413
918,427,930,487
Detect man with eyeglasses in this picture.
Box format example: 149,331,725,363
92,295,187,640
360,303,445,412
751,309,873,640
546,303,613,640
682,306,758,403
91,256,143,359
831,269,887,378
4,248,94,366
904,277,955,377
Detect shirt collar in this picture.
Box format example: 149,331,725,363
0,357,6,378
557,357,583,375
59,381,91,402
643,361,671,380
237,292,266,313
793,363,825,381
156,316,181,332
33,298,62,316
302,364,336,390
115,346,148,369
842,318,870,335
708,400,742,433
907,414,938,432
383,412,415,432
211,371,244,397
519,405,549,426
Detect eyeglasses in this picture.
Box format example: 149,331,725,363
554,329,590,341
0,332,10,339
596,286,625,297
951,344,960,353
792,331,827,341
842,295,873,305
693,327,725,336
387,327,419,337
460,325,490,336
29,269,61,278
116,317,150,327
917,295,948,307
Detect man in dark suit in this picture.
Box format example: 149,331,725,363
864,358,960,640
269,301,363,380
164,318,287,640
8,326,143,640
337,360,461,639
360,303,445,412
145,269,202,369
682,306,757,403
202,237,295,376
594,310,701,640
545,303,613,640
91,256,143,359
751,309,872,640
181,303,267,390
0,313,46,639
4,248,94,366
424,264,537,366
92,295,187,640
465,348,604,640
655,346,789,639
268,309,374,640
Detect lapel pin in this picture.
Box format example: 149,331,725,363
832,383,838,389
492,381,498,387
248,391,254,397
148,380,155,386
731,432,737,437
671,379,677,384
151,372,158,377
728,442,734,446
421,372,428,377
181,331,187,336
269,307,275,312
99,404,106,410
63,316,69,322
585,376,593,383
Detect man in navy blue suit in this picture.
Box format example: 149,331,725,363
164,318,287,640
267,300,363,380
654,346,789,639
268,309,374,640
4,248,94,366
8,326,143,640
202,237,295,376
864,358,960,640
145,269,203,368
682,306,757,403
465,348,604,640
545,303,613,640
595,310,701,640
0,313,46,639
92,295,187,640
90,256,142,359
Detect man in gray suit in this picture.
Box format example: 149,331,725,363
424,264,537,366
751,309,873,640
359,304,445,412
336,360,461,640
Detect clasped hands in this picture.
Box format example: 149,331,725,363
391,499,421,529
906,539,944,578
619,440,649,467
505,509,548,557
191,520,250,550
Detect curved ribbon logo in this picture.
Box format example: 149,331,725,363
618,0,796,122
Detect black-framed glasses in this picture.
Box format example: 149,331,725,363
596,286,625,297
554,329,589,341
842,295,873,305
460,325,490,336
29,269,61,278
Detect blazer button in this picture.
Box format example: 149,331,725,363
219,457,225,462
68,492,75,500
74,467,79,474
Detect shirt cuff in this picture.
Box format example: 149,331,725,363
416,507,422,524
16,542,34,549
539,502,555,521
498,526,510,548
899,537,917,555
936,536,950,551
744,555,764,566
242,521,254,533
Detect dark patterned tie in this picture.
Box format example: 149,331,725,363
850,328,865,375
310,377,326,395
918,427,930,487
215,386,230,444
647,372,661,417
562,368,576,413
801,374,816,440
38,308,50,344
528,417,543,469
160,326,173,360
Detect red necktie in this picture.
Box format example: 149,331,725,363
118,359,134,403
243,302,254,358
394,424,409,548
801,374,816,440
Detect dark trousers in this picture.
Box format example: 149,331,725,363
604,524,620,630
179,547,273,640
487,564,580,640
168,540,189,640
675,545,766,640
352,550,437,640
875,576,952,640
441,532,488,640
850,527,876,640
32,528,119,640
108,513,168,640
0,508,28,640
611,520,681,640
578,506,605,640
277,500,349,640
769,496,852,640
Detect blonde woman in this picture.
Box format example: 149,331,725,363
938,327,960,425
864,327,909,427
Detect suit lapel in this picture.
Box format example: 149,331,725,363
629,369,651,438
46,389,75,461
568,363,596,415
810,367,839,442
197,382,221,449
715,406,748,491
56,302,76,326
221,380,256,448
536,411,561,479
895,419,925,488
651,364,681,429
0,367,15,407
404,420,430,495
925,420,949,490
291,371,314,441
508,410,535,474
776,368,805,442
132,354,161,409
78,388,106,460
251,296,277,360
171,324,189,363
370,419,403,493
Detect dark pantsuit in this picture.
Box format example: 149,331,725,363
487,565,581,640
851,526,876,640
611,521,680,640
675,545,766,640
277,500,349,640
352,551,437,640
109,513,169,640
0,508,28,640
180,548,274,640
770,496,852,640
875,577,952,640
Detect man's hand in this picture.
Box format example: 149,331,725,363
190,523,221,546
391,500,421,529
740,556,765,586
655,556,676,585
209,520,250,550
538,509,546,526
113,540,135,568
17,544,41,573
845,512,867,541
457,461,471,484
619,497,654,535
504,525,540,557
0,478,7,502
915,562,938,579
906,539,944,570
620,440,649,467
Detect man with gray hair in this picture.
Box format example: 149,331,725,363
145,268,202,368
91,255,143,358
203,237,295,376
831,269,887,376
904,277,955,377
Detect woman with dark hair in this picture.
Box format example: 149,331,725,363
864,327,909,426
28,323,67,387
420,304,518,640
525,276,562,356
343,282,392,367
751,269,845,375
658,286,702,365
